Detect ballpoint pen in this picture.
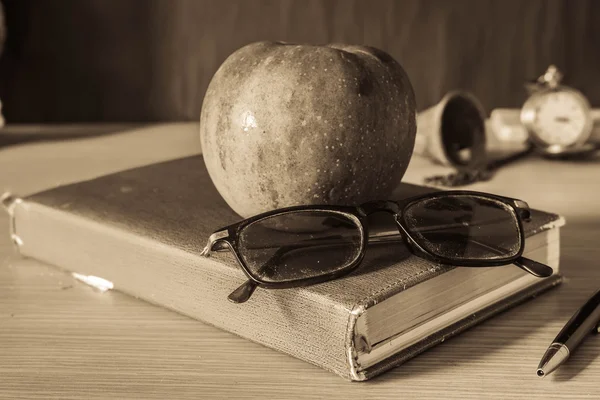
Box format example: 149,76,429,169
537,288,600,377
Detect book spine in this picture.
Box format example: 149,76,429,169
10,199,357,380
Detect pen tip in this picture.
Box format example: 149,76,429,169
536,369,545,378
537,343,570,378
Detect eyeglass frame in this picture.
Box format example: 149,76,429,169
200,190,553,303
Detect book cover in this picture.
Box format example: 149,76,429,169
4,156,564,381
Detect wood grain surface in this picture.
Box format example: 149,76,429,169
0,123,599,399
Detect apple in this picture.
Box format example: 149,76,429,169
200,41,416,218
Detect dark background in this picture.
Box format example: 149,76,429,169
0,0,598,122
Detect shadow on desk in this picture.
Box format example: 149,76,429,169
552,340,599,381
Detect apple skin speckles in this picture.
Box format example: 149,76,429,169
200,41,416,218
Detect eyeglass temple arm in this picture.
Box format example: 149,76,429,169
513,257,553,278
421,230,553,277
464,236,552,277
208,234,344,304
228,236,351,304
201,232,353,304
228,245,292,303
198,231,259,303
228,280,257,303
407,216,518,234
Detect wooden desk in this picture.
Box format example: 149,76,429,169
1,124,598,399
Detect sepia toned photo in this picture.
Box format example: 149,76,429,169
0,1,598,399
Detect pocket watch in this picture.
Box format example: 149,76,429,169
519,65,600,157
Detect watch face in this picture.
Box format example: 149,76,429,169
520,87,592,151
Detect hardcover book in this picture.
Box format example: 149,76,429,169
4,156,564,381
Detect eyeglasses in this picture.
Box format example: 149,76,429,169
200,190,553,304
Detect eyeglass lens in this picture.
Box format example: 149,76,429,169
238,211,363,283
402,195,522,262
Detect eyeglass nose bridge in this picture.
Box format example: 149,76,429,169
360,201,427,256
359,200,402,216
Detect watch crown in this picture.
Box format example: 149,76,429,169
539,65,563,88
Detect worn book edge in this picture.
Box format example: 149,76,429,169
2,192,23,248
